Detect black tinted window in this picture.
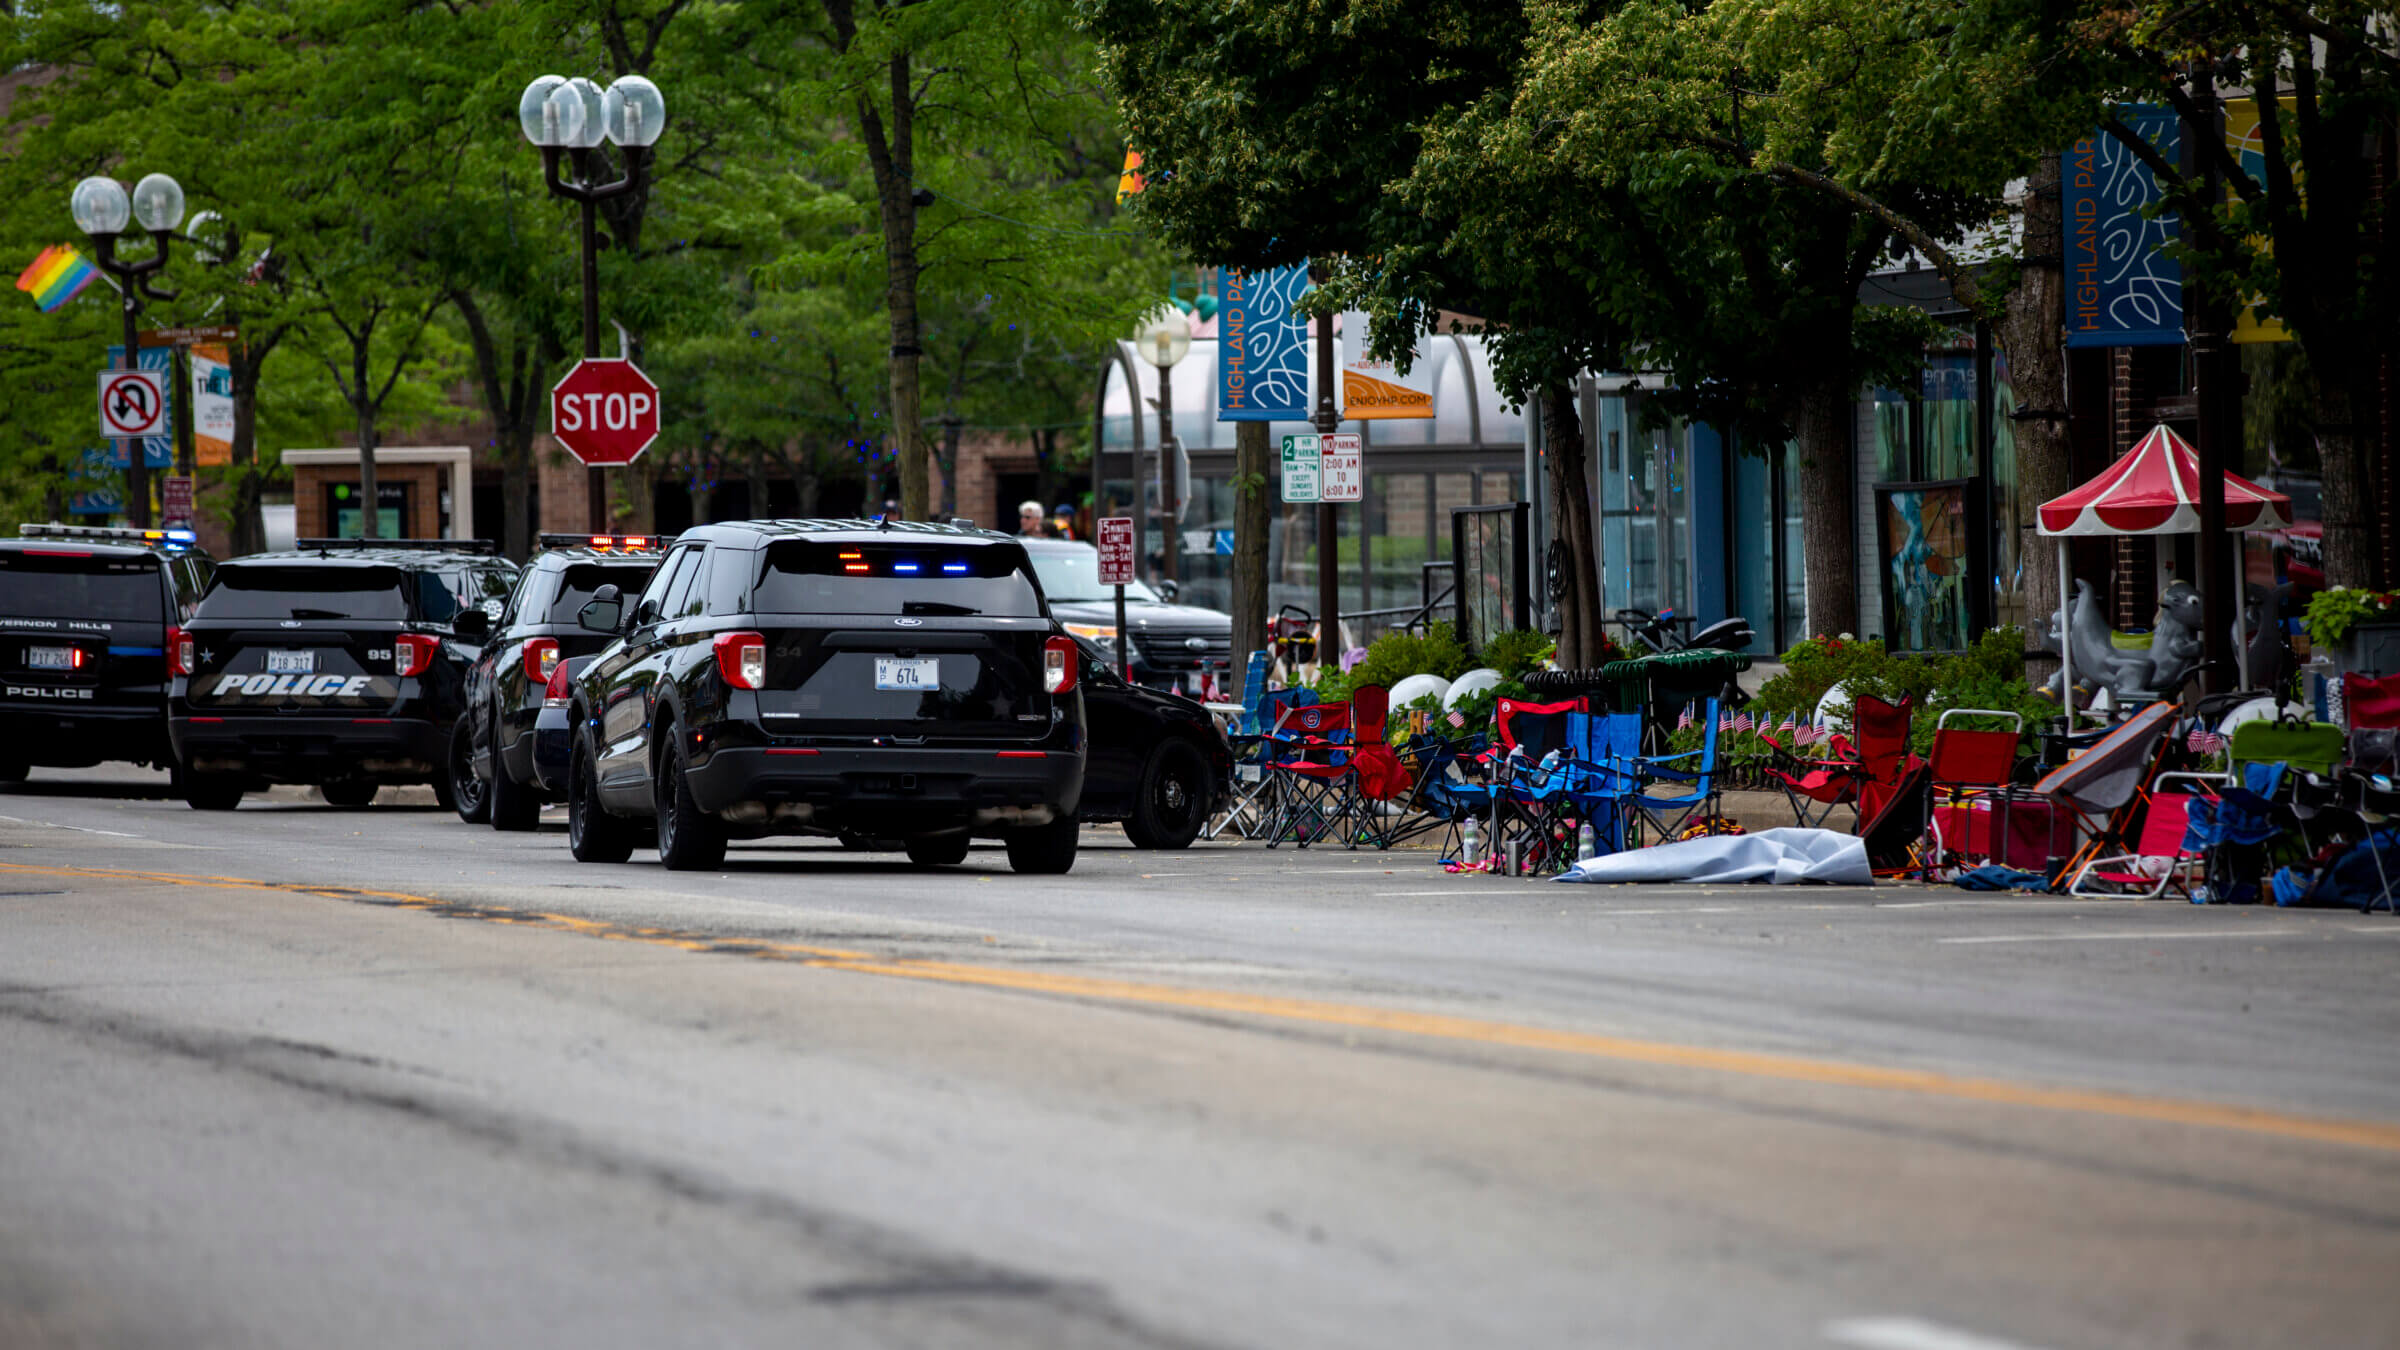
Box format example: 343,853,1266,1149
753,541,1041,617
548,564,658,623
198,565,407,620
0,552,160,622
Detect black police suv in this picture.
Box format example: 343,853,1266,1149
451,534,671,830
0,524,213,783
562,519,1087,873
168,539,518,811
1019,538,1234,697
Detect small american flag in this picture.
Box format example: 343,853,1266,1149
1734,711,1754,733
1794,721,1818,746
1678,702,1695,730
1718,709,1734,733
2186,725,2225,753
1780,711,1798,737
1447,710,1467,729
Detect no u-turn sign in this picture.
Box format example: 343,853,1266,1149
552,358,661,467
99,369,168,440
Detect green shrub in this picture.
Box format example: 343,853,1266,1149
2305,587,2400,649
1343,620,1474,692
1478,628,1556,679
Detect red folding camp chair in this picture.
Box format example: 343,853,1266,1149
1925,708,2051,867
1266,686,1391,849
2068,772,2222,900
2024,701,2179,887
1760,727,1863,828
1851,694,1919,825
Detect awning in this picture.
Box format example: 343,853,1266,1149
2036,424,2291,536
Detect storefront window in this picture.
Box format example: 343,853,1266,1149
1595,393,1689,620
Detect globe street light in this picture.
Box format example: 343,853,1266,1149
520,72,666,531
1133,306,1192,585
73,172,184,528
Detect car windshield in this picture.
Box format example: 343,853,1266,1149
751,540,1043,617
197,565,408,621
0,552,160,622
1026,546,1160,604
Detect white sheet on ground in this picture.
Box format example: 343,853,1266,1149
1554,828,1872,886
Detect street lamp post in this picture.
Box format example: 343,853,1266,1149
73,173,185,528
518,73,666,533
1307,266,1340,663
1133,308,1191,586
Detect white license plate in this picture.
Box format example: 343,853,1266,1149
874,657,939,691
266,650,315,675
26,646,73,671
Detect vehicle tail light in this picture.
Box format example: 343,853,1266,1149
543,656,574,710
523,637,560,685
715,631,766,690
394,633,439,678
1043,635,1077,695
168,626,193,676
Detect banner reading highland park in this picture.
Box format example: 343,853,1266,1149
1215,265,1311,421
2063,107,2183,348
1338,312,1433,419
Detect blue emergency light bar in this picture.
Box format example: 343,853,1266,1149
19,523,195,548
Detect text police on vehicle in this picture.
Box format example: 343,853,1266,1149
0,524,212,783
167,538,517,811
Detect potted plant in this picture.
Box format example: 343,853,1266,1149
2304,588,2400,675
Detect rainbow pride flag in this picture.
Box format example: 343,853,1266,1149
15,243,99,313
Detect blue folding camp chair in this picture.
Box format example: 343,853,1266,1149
1204,673,1314,841
1619,699,1726,845
1561,709,1645,856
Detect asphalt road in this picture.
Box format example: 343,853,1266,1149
2,766,2396,1350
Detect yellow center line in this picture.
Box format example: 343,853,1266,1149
11,860,2400,1155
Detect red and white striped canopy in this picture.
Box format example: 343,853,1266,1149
2037,423,2291,537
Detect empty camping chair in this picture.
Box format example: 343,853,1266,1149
1759,724,1864,828
2343,672,2400,775
1619,698,1726,846
1262,690,1360,848
1850,694,1920,825
2068,771,2223,900
2023,701,2179,888
1490,696,1588,872
1925,709,2050,868
1560,708,1645,857
1206,679,1315,841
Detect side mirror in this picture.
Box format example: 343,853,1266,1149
578,583,625,634
451,608,490,642
1158,579,1180,602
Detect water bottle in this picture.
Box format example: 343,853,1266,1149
1577,822,1597,860
1540,749,1563,772
1461,817,1482,866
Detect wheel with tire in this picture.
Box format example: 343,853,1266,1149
448,719,490,824
904,831,971,867
185,773,243,811
1124,738,1209,850
568,745,635,863
1003,815,1079,875
487,714,542,833
321,780,377,808
653,730,727,871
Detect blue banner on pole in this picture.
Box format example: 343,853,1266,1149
105,343,175,467
1216,265,1311,421
2064,109,2183,348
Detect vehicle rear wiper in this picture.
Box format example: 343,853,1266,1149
901,601,981,616
285,608,350,620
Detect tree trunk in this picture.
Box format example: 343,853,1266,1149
856,51,925,521
1231,420,1272,697
1795,377,1857,637
1543,383,1604,667
2318,372,2376,589
227,341,269,556
355,341,380,541
1997,151,2071,648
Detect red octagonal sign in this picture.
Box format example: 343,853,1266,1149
552,358,660,467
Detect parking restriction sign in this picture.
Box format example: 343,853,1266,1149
1096,517,1136,585
99,369,168,440
1320,432,1362,502
1280,434,1321,503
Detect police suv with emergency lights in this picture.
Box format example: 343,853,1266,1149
167,539,518,810
0,524,212,783
451,534,671,830
561,519,1088,873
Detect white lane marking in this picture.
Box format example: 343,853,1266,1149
1824,1315,2053,1350
1937,930,2308,945
0,814,142,838
1877,899,2110,909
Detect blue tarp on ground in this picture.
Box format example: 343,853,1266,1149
1553,828,1874,887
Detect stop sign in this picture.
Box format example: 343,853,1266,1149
552,358,661,467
